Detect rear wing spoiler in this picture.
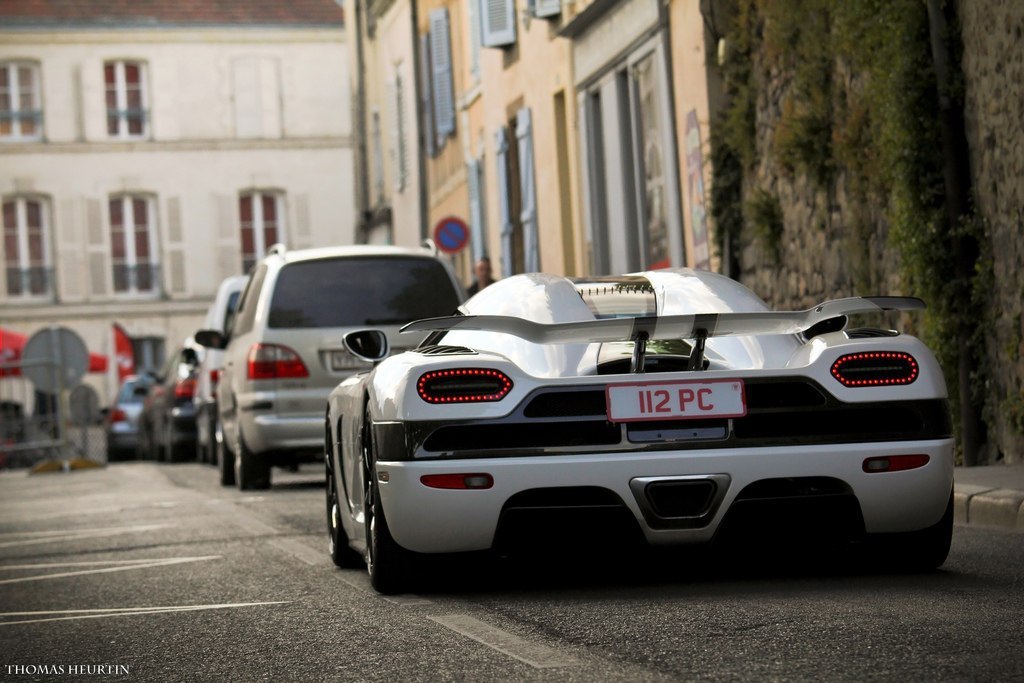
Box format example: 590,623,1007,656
400,296,924,344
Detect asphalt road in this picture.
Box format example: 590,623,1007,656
1,462,1022,682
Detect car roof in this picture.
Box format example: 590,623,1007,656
266,244,441,266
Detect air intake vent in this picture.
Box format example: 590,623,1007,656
524,391,606,417
416,345,477,356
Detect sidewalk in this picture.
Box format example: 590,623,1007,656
954,464,1024,530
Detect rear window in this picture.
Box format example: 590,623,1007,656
268,256,461,329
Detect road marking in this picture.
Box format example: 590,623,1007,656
0,556,220,586
382,595,434,606
268,537,328,567
0,524,169,549
0,559,189,570
0,601,290,627
429,614,580,669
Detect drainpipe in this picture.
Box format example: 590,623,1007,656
410,0,430,241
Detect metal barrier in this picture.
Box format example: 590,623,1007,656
0,357,107,469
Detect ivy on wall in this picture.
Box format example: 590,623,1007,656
710,0,992,456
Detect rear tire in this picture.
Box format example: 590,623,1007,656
216,423,235,487
362,408,411,593
867,491,953,571
235,431,271,490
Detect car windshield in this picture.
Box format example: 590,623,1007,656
117,381,148,404
268,256,460,329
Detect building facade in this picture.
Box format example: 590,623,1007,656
0,2,354,404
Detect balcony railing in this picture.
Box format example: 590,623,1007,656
4,266,53,299
112,263,161,295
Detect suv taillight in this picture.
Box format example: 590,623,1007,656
247,343,309,380
209,369,220,387
108,408,127,424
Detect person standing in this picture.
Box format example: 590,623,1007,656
466,256,496,297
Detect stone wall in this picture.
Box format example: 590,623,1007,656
959,0,1024,463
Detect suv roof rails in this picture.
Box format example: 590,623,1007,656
267,243,287,257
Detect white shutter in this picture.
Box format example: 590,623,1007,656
430,8,455,141
389,75,407,191
481,0,516,48
494,126,513,277
468,158,486,262
419,34,436,158
515,108,539,273
165,196,186,295
533,0,561,18
58,199,85,302
467,0,482,80
85,198,108,297
232,57,262,139
215,193,239,278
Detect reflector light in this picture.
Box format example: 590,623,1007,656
831,351,919,387
210,369,220,387
420,473,494,489
174,378,197,399
862,454,930,473
417,368,513,403
247,343,309,380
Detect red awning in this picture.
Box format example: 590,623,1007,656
0,327,108,377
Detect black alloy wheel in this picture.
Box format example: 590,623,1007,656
362,407,409,594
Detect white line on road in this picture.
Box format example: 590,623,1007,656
0,558,192,570
0,601,290,627
382,595,434,606
0,556,221,586
0,524,169,549
429,614,580,669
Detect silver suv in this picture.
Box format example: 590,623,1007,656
195,245,463,489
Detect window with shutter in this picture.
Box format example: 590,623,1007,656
239,191,286,272
429,8,456,143
515,108,540,273
109,194,159,295
2,196,52,299
104,60,149,139
480,0,516,48
532,0,561,18
0,62,43,140
494,126,513,278
467,0,482,81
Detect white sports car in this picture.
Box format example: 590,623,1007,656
325,270,953,593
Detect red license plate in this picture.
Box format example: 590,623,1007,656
606,379,746,422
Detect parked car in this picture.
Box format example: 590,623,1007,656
195,244,463,490
137,343,202,462
324,270,954,593
195,275,248,467
104,375,155,461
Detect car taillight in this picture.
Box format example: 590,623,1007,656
863,454,930,473
831,351,919,387
420,473,494,489
209,369,220,387
247,343,309,380
417,368,513,404
174,378,197,399
108,408,128,424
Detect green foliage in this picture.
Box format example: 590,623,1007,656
712,0,990,450
745,188,784,263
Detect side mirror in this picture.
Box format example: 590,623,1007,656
194,329,227,350
343,330,389,364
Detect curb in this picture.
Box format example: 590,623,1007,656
953,483,1024,530
29,458,104,475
